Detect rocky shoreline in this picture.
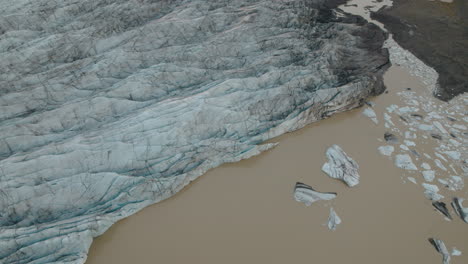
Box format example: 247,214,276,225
372,0,468,101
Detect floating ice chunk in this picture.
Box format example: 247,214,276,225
451,248,462,256
419,124,434,131
398,106,419,114
435,152,448,162
448,139,461,147
384,132,398,143
405,131,417,139
453,124,466,130
424,153,432,159
386,104,398,113
327,207,341,231
421,163,431,170
378,146,394,156
422,183,444,201
439,176,464,191
362,108,378,124
400,144,409,151
384,113,395,126
443,151,461,161
432,202,452,220
395,154,417,170
434,159,447,171
428,238,451,264
422,170,435,182
293,182,337,206
407,177,417,184
451,198,468,223
322,145,360,187
404,140,416,147
433,121,449,135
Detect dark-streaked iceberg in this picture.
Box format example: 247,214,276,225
0,0,389,263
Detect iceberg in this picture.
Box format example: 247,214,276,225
322,145,360,187
293,182,337,206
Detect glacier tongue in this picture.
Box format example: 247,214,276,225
0,0,389,263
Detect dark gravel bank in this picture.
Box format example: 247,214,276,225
372,0,468,101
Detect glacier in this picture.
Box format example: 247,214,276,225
0,0,389,263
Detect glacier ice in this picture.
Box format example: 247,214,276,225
0,0,389,262
322,145,360,187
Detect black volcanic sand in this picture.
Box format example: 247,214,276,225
372,0,467,101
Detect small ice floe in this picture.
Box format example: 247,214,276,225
400,144,409,151
428,238,451,264
384,132,398,143
451,198,468,223
433,121,449,135
421,163,431,170
431,133,443,140
443,151,461,161
434,159,447,171
432,201,452,220
435,153,448,162
424,153,432,159
419,124,434,131
362,108,378,124
451,248,462,256
384,113,395,126
410,113,424,121
438,176,464,191
422,170,436,182
398,106,419,114
405,131,417,139
410,149,421,158
322,145,360,187
395,154,417,170
293,182,337,206
386,104,398,113
422,183,444,201
378,145,394,156
407,177,417,184
327,207,341,231
448,139,461,147
404,140,416,147
452,124,466,130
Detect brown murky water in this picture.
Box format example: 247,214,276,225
86,66,468,263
